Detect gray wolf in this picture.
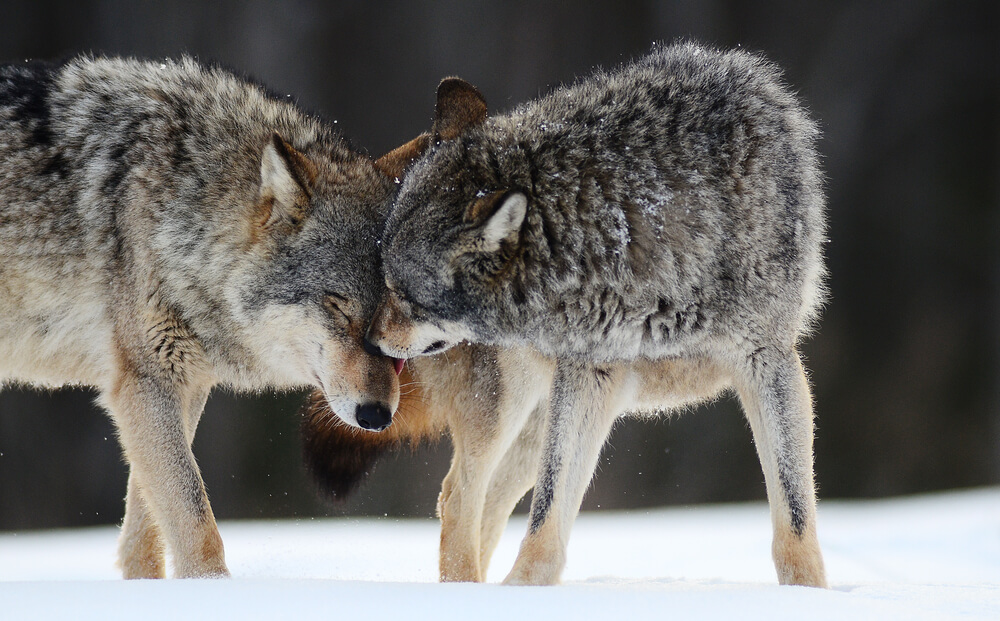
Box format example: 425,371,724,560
364,42,828,587
0,55,410,578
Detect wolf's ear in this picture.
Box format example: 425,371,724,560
258,132,318,230
374,132,431,180
433,78,487,141
466,190,527,253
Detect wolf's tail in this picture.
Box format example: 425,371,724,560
300,364,444,501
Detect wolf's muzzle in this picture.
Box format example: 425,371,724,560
363,336,405,375
355,402,393,431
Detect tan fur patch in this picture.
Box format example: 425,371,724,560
772,523,827,587
197,525,227,577
504,517,566,585
374,133,431,179
440,527,482,582
118,516,166,579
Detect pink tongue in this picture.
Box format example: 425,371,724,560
393,358,405,376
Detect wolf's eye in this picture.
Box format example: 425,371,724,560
400,294,432,322
387,284,411,306
323,294,351,323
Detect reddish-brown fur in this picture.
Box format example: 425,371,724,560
301,364,444,500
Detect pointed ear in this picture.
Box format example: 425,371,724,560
374,132,431,180
467,191,527,253
433,78,487,141
259,132,318,230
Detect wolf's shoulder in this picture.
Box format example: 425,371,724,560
49,55,258,101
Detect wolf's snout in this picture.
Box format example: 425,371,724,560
355,402,393,431
363,336,405,376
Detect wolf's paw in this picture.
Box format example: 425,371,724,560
502,558,563,586
174,564,231,579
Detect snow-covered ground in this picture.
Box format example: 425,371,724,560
1,487,997,620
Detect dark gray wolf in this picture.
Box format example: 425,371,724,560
0,55,411,578
364,42,828,587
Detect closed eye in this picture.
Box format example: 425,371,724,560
391,287,426,316
323,293,351,323
386,283,413,307
387,281,433,321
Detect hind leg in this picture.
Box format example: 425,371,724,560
735,346,827,587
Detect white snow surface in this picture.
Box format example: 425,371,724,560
1,487,998,620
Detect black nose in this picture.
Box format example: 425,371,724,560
355,403,392,431
363,335,384,357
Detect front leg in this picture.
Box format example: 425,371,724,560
477,401,547,577
437,437,496,582
116,382,211,579
105,368,226,579
504,359,625,585
118,473,165,579
438,388,539,582
434,345,552,582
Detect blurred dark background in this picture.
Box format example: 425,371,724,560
0,0,997,530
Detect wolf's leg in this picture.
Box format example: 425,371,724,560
477,401,546,577
437,434,497,582
106,372,227,579
117,474,165,579
503,359,625,585
438,394,538,582
435,347,552,582
116,384,210,579
735,347,827,587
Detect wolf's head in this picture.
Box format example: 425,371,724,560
368,79,530,360
233,131,429,431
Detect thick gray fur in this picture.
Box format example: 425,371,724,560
384,41,825,361
0,55,400,577
0,56,391,381
374,42,828,587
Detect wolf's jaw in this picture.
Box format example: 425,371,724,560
323,395,362,428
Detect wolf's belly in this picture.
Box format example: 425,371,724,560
0,271,113,388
